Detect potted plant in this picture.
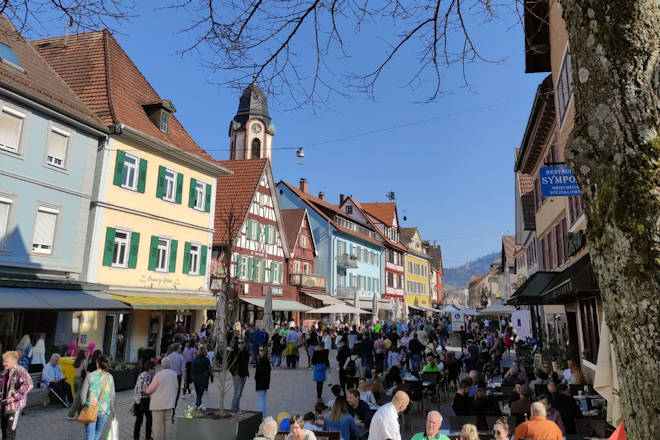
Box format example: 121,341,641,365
108,361,138,391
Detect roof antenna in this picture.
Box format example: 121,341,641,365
252,58,258,83
64,16,74,48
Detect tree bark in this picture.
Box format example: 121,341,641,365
562,1,660,437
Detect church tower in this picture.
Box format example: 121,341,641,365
229,82,275,161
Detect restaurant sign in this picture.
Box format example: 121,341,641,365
263,286,283,296
540,165,582,197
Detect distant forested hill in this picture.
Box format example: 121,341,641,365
442,251,500,288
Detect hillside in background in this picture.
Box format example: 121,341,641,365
442,251,500,288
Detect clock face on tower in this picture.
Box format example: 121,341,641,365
251,124,262,134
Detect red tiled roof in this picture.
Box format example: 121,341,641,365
0,16,105,130
502,235,518,264
347,197,407,252
214,158,268,244
33,30,213,162
280,209,306,254
361,202,397,226
279,181,383,247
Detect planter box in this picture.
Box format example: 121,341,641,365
109,368,137,391
176,410,262,440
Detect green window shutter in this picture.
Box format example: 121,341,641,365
247,220,252,240
279,262,284,283
270,261,276,283
204,183,212,213
264,225,270,244
148,235,159,270
256,222,261,241
112,150,125,186
175,173,184,204
156,166,166,199
261,259,266,282
102,227,116,266
247,256,254,280
128,232,140,268
183,242,191,274
188,178,197,208
137,158,148,193
200,246,208,276
253,258,259,281
169,239,178,272
237,256,244,279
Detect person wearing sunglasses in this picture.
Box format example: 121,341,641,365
492,417,511,440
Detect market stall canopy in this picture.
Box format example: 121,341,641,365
440,304,462,313
313,303,369,314
240,297,314,312
461,308,478,316
478,303,515,315
1,287,130,310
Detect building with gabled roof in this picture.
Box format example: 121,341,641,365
0,15,129,355
34,29,229,359
400,227,434,312
277,179,389,317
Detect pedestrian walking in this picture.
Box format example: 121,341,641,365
182,341,197,396
67,350,88,419
312,341,329,401
270,331,283,368
343,347,362,390
0,351,33,440
145,357,178,440
306,327,319,368
132,360,155,440
165,343,185,421
336,337,350,394
229,339,250,411
255,346,271,418
285,325,300,368
192,345,212,407
80,354,115,440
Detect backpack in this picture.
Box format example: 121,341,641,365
345,357,357,376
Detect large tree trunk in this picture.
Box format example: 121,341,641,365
562,1,660,437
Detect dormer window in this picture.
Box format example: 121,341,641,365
142,99,176,134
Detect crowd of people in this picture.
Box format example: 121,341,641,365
0,312,600,440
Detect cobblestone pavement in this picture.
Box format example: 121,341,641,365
17,345,514,440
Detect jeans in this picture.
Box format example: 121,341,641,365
231,376,247,411
439,336,446,351
271,354,281,367
152,409,173,440
194,380,207,407
67,375,84,417
256,390,267,418
362,357,372,376
411,354,422,372
307,346,315,367
133,401,152,440
85,412,108,440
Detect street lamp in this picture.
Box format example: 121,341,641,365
296,147,305,165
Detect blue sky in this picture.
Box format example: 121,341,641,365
36,3,547,268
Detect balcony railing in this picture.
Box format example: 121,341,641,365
336,286,358,297
289,273,326,289
337,253,358,268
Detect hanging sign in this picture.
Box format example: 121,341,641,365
540,165,582,196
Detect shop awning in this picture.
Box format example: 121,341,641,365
109,291,216,310
407,304,437,313
313,303,369,314
540,254,599,304
301,292,343,305
507,271,556,305
347,299,393,312
478,303,515,315
240,297,314,312
0,287,130,310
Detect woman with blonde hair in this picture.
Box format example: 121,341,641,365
492,417,510,440
254,416,278,440
459,423,479,440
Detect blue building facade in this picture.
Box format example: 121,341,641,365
277,180,384,302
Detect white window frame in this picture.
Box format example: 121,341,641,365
189,243,201,275
0,106,25,153
346,206,353,214
45,126,70,168
272,262,281,285
0,196,12,248
556,45,574,129
303,262,310,274
112,229,130,268
156,238,170,272
122,153,140,191
32,206,59,255
163,169,177,202
300,235,307,249
194,181,205,211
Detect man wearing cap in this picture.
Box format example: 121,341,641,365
368,390,409,440
41,353,72,406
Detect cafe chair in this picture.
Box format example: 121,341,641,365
448,416,478,432
574,418,607,438
406,379,425,414
534,383,549,397
421,372,440,402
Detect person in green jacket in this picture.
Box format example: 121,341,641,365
422,356,441,373
410,411,450,440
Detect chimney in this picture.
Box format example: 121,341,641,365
318,191,324,200
299,178,308,193
339,193,345,205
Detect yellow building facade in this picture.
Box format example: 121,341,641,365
400,228,432,309
83,131,227,360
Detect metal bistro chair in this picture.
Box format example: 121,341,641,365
406,379,425,414
421,371,440,402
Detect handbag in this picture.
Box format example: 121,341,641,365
78,374,109,424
